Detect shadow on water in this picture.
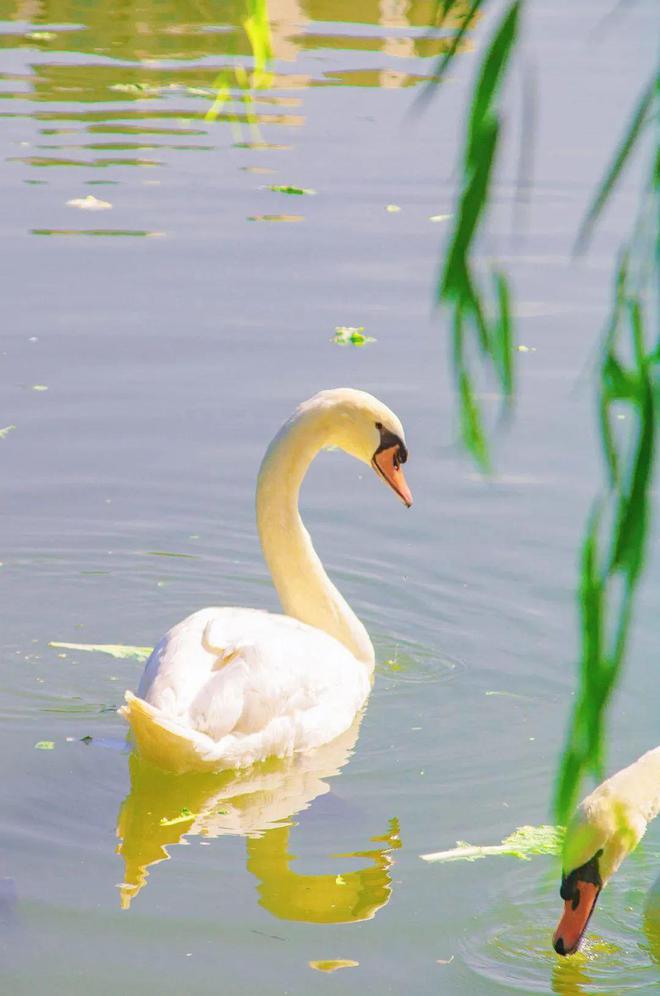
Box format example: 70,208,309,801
116,715,400,924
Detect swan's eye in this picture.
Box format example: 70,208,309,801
560,850,603,903
374,424,407,464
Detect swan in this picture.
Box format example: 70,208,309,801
553,745,660,955
120,388,412,773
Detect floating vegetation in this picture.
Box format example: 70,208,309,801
34,741,55,751
332,326,375,347
32,385,48,391
267,184,315,196
309,960,359,973
381,658,405,673
159,807,195,827
0,425,16,440
247,214,303,223
32,230,164,238
429,213,451,222
420,824,564,863
66,194,112,211
145,550,196,559
385,204,401,213
49,642,153,662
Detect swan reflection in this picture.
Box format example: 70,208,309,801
116,717,400,924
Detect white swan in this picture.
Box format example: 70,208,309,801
553,745,660,955
120,388,412,773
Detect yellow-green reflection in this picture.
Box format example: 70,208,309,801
10,155,162,167
644,873,660,964
1,0,480,184
248,213,303,222
32,228,164,236
247,820,399,923
116,717,400,924
551,951,599,996
0,0,479,117
0,0,475,66
309,959,358,972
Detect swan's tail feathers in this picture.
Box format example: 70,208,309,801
119,692,219,774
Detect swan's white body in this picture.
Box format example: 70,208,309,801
120,388,411,773
554,745,660,955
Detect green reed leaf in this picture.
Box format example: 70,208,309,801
576,74,655,252
436,2,523,467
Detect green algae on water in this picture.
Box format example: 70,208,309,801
332,326,375,347
420,824,564,863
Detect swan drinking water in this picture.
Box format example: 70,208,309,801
553,745,660,955
120,388,412,773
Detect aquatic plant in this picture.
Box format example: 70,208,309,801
420,823,564,863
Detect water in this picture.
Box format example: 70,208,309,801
1,1,658,993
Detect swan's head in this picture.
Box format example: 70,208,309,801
553,792,647,955
301,388,412,508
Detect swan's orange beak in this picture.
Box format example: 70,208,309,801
372,446,413,508
553,880,601,956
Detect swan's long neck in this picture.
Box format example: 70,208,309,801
256,405,374,668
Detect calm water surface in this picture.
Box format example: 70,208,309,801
1,1,658,993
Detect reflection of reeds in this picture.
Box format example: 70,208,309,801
205,0,274,145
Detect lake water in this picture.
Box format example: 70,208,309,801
1,1,658,993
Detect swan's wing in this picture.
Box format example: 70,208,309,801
128,607,371,768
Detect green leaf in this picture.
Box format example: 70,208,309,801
421,824,563,863
458,369,490,472
34,741,55,750
267,185,315,196
467,1,521,158
576,74,655,252
492,270,514,398
416,0,485,109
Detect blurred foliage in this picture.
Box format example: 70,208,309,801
554,72,658,823
432,0,522,471
428,2,657,822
